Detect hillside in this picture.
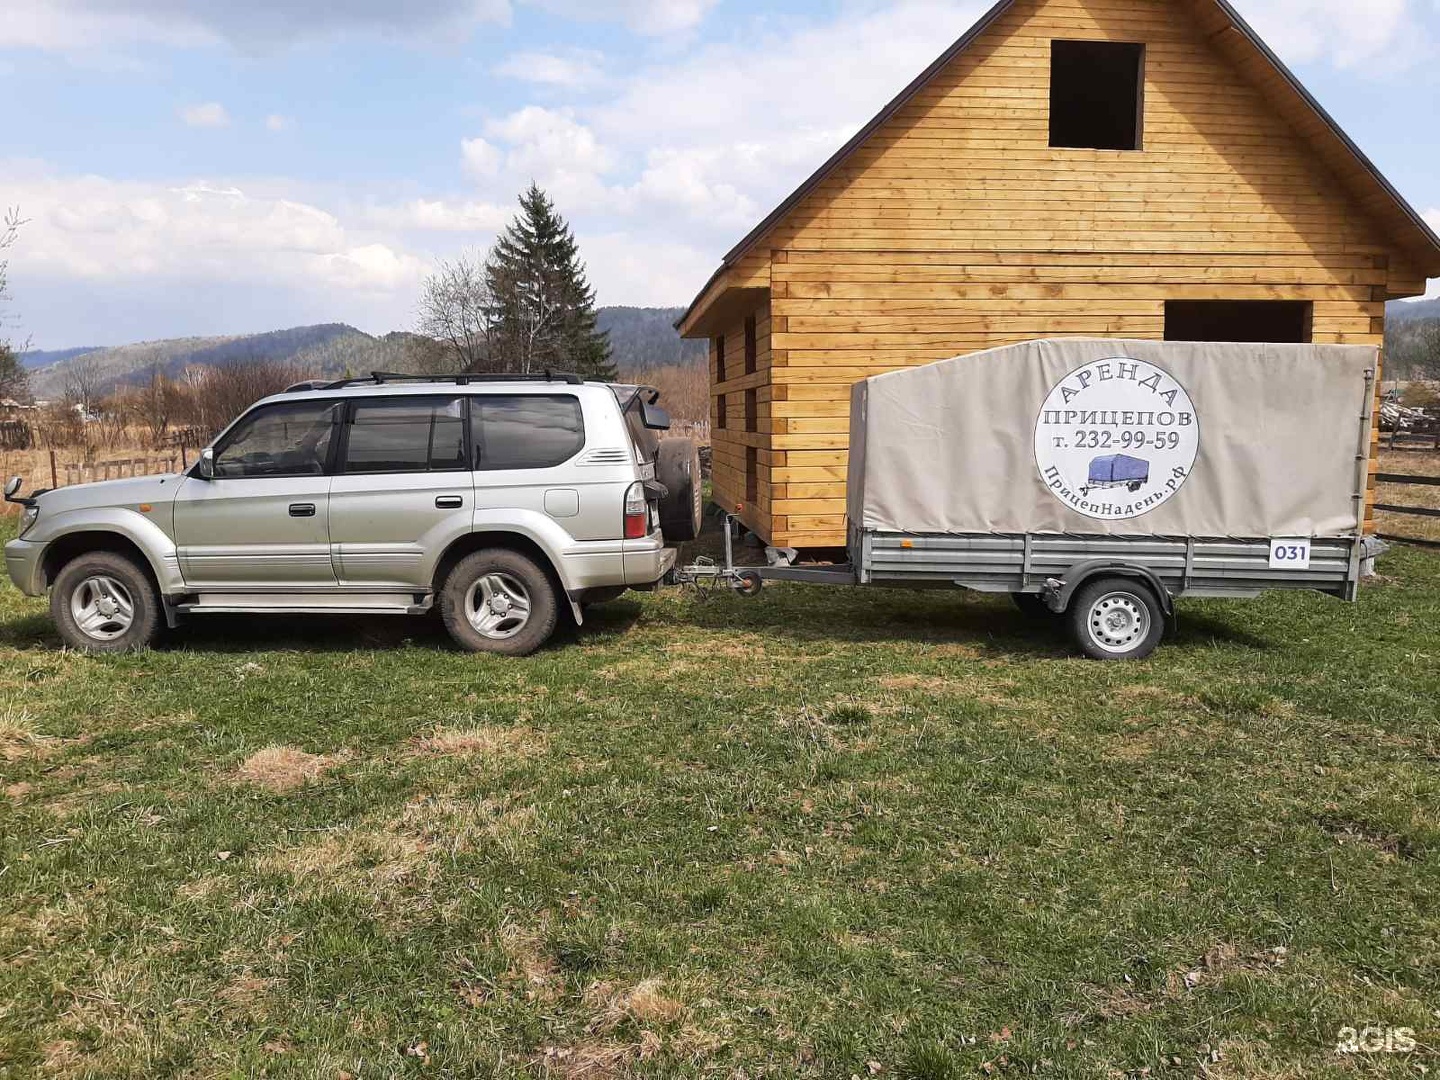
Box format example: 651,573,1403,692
19,346,106,370
1388,298,1440,323
597,307,706,372
24,308,704,399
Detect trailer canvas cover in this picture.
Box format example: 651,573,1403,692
847,339,1375,539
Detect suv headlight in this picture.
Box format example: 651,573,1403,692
18,505,38,536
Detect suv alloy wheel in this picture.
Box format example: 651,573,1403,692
440,548,559,656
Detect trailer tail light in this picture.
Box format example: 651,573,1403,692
623,481,648,539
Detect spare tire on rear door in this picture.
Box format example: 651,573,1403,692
656,437,702,542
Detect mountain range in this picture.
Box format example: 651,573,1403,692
22,307,706,400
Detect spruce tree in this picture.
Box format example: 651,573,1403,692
485,184,616,381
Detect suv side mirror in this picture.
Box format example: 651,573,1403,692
4,477,21,500
640,400,672,431
194,448,216,480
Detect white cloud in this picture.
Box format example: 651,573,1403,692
460,137,503,180
264,114,294,132
1229,0,1427,69
363,198,511,233
495,49,604,88
7,165,428,296
0,0,512,51
526,0,718,36
0,0,718,52
478,106,617,208
179,102,230,128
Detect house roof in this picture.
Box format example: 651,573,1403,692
679,0,1440,333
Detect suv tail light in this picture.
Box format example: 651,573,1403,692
623,481,648,539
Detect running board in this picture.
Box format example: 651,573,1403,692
175,592,432,616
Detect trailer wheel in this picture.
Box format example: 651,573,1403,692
735,570,764,598
1069,577,1165,661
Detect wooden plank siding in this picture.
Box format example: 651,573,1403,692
695,0,1422,549
709,303,775,540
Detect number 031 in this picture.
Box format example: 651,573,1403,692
1269,539,1313,570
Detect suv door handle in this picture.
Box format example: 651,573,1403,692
435,496,464,509
289,503,317,518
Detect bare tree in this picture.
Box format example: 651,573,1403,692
0,208,30,403
139,363,172,446
416,253,494,372
63,351,105,415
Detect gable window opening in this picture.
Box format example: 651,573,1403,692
716,393,728,430
745,389,758,433
715,334,727,383
1050,40,1145,151
1164,300,1314,344
744,315,758,376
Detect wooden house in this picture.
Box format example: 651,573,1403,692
679,0,1440,550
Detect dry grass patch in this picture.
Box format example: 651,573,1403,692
259,828,430,890
235,745,340,793
585,977,687,1031
412,724,546,761
0,706,51,760
537,1032,663,1080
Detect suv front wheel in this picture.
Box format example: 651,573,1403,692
51,551,162,654
440,548,559,656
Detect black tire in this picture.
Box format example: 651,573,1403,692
1068,576,1166,662
439,549,559,656
51,551,162,654
1011,592,1054,619
656,437,702,542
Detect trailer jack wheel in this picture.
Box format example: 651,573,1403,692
735,570,764,598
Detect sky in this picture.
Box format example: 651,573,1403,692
2,0,1439,350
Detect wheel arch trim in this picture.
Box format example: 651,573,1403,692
1046,561,1176,623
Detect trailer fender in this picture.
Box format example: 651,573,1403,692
1044,561,1176,624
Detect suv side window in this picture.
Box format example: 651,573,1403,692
473,395,584,471
213,401,342,479
343,397,468,474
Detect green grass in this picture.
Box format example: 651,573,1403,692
2,515,1439,1078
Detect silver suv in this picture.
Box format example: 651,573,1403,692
4,373,702,656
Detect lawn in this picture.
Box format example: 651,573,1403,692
1,515,1438,1079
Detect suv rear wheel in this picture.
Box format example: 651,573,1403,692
440,548,559,656
51,551,162,654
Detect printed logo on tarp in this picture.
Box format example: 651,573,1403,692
1034,357,1200,520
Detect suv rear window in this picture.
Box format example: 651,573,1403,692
473,395,585,471
343,397,467,474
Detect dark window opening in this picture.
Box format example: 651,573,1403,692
716,394,727,430
744,315,758,376
715,335,726,383
1050,40,1144,151
1164,301,1314,344
745,446,758,505
745,388,758,433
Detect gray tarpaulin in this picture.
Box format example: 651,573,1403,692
847,339,1376,539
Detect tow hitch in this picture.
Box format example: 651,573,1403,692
669,514,855,598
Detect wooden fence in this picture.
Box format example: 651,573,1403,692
62,454,185,487
1376,472,1440,549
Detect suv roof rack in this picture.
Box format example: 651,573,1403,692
320,370,586,390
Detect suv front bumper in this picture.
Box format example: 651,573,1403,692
5,538,45,597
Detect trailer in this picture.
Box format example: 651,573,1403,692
674,339,1382,660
